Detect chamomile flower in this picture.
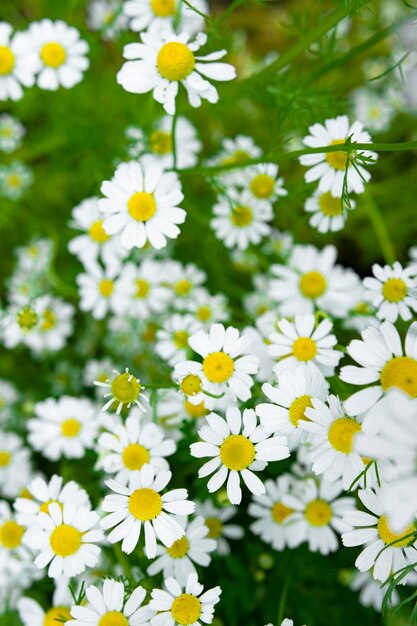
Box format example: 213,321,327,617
284,478,354,554
298,395,365,490
0,379,17,420
190,407,290,505
256,365,329,450
117,28,236,115
0,432,31,498
68,579,155,626
342,488,417,583
299,115,377,196
351,87,394,133
239,163,287,203
349,571,399,612
195,499,243,555
189,289,229,327
0,22,37,101
68,196,128,270
100,463,195,556
83,357,115,389
156,314,201,365
76,262,124,319
174,362,213,410
28,19,89,90
0,501,38,590
304,188,355,233
117,260,172,318
99,160,185,249
211,191,273,250
14,474,90,532
149,572,221,626
31,502,103,578
14,237,53,274
147,515,216,584
248,474,295,551
343,296,379,332
95,367,148,414
270,244,361,318
268,315,342,377
180,323,259,403
1,300,43,349
211,135,261,170
124,0,207,35
0,113,25,152
97,414,176,483
87,0,128,40
363,262,417,323
28,396,98,461
167,261,206,311
340,320,417,417
21,295,74,353
18,596,72,626
0,160,32,199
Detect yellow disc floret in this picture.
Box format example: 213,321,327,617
250,174,275,199
184,399,208,418
111,372,141,404
325,139,347,170
40,42,67,68
292,337,317,362
382,278,407,303
299,271,327,299
99,279,114,298
305,499,332,527
122,443,150,470
98,612,129,626
380,356,417,397
0,520,25,549
272,502,293,524
205,517,223,538
173,330,189,349
230,206,253,228
157,42,195,81
0,46,15,75
50,524,82,556
288,395,313,427
175,279,192,296
203,352,234,383
220,434,255,471
0,451,11,467
135,279,150,298
171,594,202,626
89,220,110,243
17,306,38,330
328,417,361,454
128,192,157,222
167,536,189,558
40,309,57,332
128,488,163,521
377,515,415,548
44,607,72,626
319,192,343,216
61,418,81,438
150,129,173,154
151,0,176,16
180,374,202,396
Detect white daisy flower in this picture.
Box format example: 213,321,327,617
166,261,206,311
0,160,32,199
349,570,399,612
28,19,89,90
351,87,394,133
0,501,38,590
284,478,354,554
156,314,201,365
304,188,355,233
68,196,128,270
1,300,42,349
149,572,221,626
95,367,148,414
256,365,329,450
97,414,176,483
209,136,262,186
363,262,417,323
0,379,17,420
76,262,124,319
147,514,216,584
87,0,128,40
68,579,155,626
0,113,25,152
0,432,31,498
178,323,259,403
31,502,103,578
173,360,213,409
298,395,365,490
117,28,236,115
270,244,361,318
117,259,172,318
99,160,185,249
342,295,379,332
189,289,229,327
190,406,290,505
0,22,37,101
21,295,74,353
14,474,90,532
299,115,377,196
211,191,273,250
195,499,243,555
28,396,98,461
342,488,417,583
14,237,53,274
83,357,115,389
237,163,287,203
18,596,72,626
248,474,296,551
340,320,417,417
268,314,342,377
124,0,207,35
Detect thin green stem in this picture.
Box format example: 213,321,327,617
172,109,178,170
363,191,396,264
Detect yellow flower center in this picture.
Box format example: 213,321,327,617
196,306,212,322
40,309,57,332
175,279,192,296
0,46,15,75
128,488,163,521
171,594,202,626
167,535,189,558
122,443,150,470
17,306,38,330
203,352,234,383
157,42,195,81
292,337,317,362
0,520,25,549
151,0,176,16
173,330,189,349
369,106,380,119
0,451,11,467
288,394,313,427
382,278,407,303
328,417,361,454
299,271,327,299
380,356,417,397
205,517,223,538
220,434,255,471
150,129,173,154
44,607,72,626
98,612,129,626
222,150,249,166
180,374,202,396
184,399,208,418
250,174,275,199
61,418,81,438
354,302,371,314
111,372,141,404
40,42,67,68
318,192,343,216
89,220,110,243
305,499,332,527
272,502,293,524
325,139,347,170
230,205,253,228
39,499,59,514
377,515,415,548
135,279,150,298
128,191,157,222
6,173,22,188
99,279,114,298
50,524,82,556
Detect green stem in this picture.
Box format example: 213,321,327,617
363,191,396,264
112,543,133,579
144,383,176,389
172,109,178,171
